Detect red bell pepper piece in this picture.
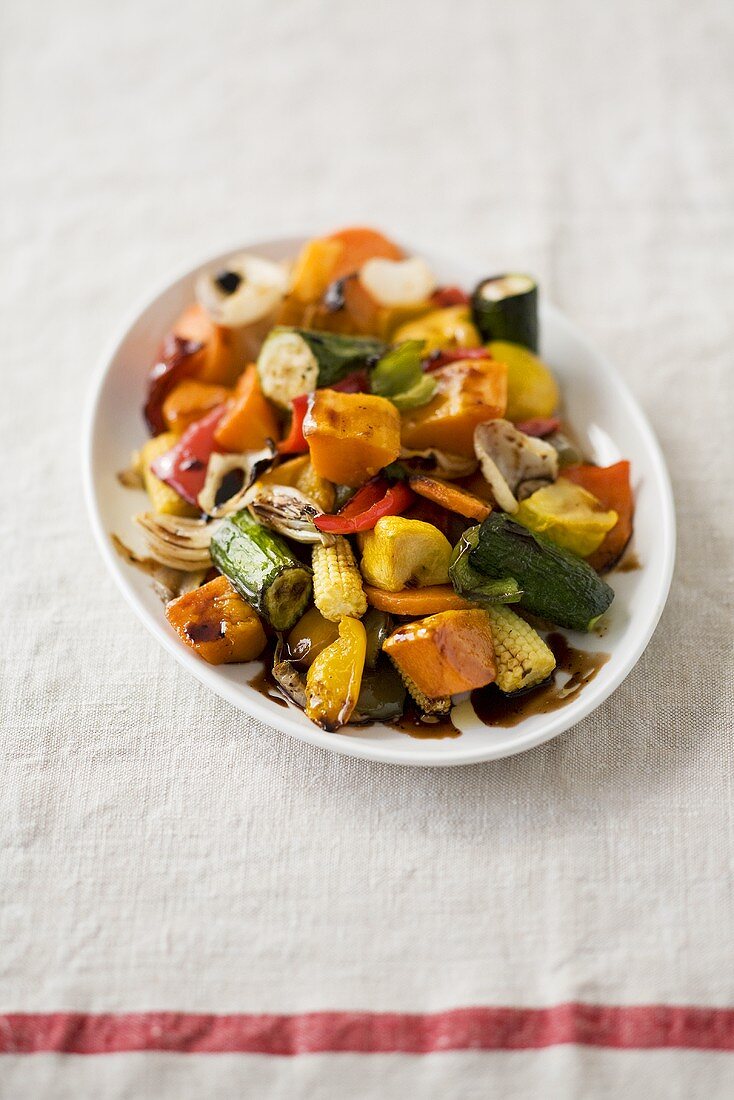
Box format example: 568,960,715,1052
314,477,415,534
430,286,470,308
563,461,634,572
151,404,227,505
515,416,561,438
143,335,205,435
277,393,310,454
329,369,370,394
425,346,491,371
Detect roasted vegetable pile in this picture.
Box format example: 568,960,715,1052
123,226,634,733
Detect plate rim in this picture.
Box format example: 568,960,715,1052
82,237,676,767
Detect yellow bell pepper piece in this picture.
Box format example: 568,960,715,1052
515,477,618,557
488,340,559,422
305,616,367,730
393,306,482,353
140,432,199,517
360,516,453,592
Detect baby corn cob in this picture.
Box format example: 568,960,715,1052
484,604,556,693
392,665,451,715
312,536,368,622
295,460,335,513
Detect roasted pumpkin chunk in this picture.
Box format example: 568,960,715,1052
304,390,401,487
400,358,507,456
384,609,497,698
166,575,267,665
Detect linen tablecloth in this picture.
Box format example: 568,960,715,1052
2,0,733,1095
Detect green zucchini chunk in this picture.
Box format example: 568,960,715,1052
299,329,386,387
471,274,539,351
469,513,614,631
210,508,312,631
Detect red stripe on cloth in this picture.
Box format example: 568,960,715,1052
1,1005,734,1055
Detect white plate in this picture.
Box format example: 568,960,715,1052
83,237,675,766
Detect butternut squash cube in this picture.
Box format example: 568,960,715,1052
166,575,267,665
400,358,508,456
304,390,401,487
384,609,497,698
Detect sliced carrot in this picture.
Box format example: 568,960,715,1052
563,461,633,571
364,584,473,616
213,364,280,451
408,475,491,521
327,227,404,280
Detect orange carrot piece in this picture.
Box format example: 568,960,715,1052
563,461,633,571
213,365,280,452
364,584,474,616
408,475,491,521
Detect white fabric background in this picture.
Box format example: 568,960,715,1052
1,0,733,1096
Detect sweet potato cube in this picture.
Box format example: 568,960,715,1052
166,575,267,665
400,358,508,456
384,609,497,698
304,390,401,487
173,303,254,386
163,379,232,433
214,364,280,451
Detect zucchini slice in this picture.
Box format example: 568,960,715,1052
257,327,385,406
210,508,312,631
471,274,539,351
469,513,614,631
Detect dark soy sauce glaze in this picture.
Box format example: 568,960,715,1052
614,551,641,573
185,621,225,643
471,632,609,728
246,634,609,736
247,642,289,708
387,702,461,740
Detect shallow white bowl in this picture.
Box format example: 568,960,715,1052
83,237,675,766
